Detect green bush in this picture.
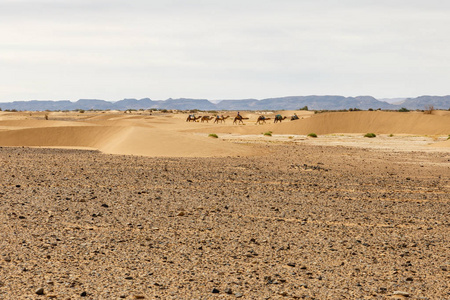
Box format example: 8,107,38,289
307,133,317,138
447,135,450,140
208,133,218,138
389,134,394,137
364,133,376,138
398,107,409,112
263,131,272,136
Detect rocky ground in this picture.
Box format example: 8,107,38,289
0,145,449,299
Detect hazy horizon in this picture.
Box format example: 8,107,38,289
1,0,449,102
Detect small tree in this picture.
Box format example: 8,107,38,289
398,107,409,112
299,106,308,111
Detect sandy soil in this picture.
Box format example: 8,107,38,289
0,110,449,299
0,110,449,156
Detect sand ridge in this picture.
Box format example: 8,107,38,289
0,110,449,157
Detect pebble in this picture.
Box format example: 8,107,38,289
393,291,410,297
35,287,45,295
212,288,220,293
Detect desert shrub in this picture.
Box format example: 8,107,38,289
364,133,376,138
447,135,450,140
299,106,308,111
288,136,294,139
389,134,394,137
263,131,272,136
208,133,218,138
45,114,48,120
398,107,409,112
424,105,434,114
307,133,317,138
368,108,373,111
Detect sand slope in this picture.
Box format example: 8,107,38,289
0,112,254,157
0,111,448,156
192,111,450,136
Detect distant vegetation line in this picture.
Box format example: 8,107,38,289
0,95,449,111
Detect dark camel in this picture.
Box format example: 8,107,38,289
214,115,230,124
255,116,271,125
186,115,201,122
201,116,214,123
274,115,287,123
233,115,249,125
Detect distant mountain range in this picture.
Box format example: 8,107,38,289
0,95,449,111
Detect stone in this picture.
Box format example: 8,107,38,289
393,291,410,297
35,287,45,295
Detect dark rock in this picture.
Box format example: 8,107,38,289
35,287,45,295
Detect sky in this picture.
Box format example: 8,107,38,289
1,0,450,102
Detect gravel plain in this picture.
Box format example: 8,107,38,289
0,144,449,299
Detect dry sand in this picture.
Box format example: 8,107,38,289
0,110,449,299
0,110,449,156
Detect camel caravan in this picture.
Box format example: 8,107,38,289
186,112,299,125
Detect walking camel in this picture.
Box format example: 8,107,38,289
233,115,249,125
201,116,214,123
214,115,230,124
255,116,271,125
274,115,287,123
186,115,202,122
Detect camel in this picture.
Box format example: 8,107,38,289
233,115,249,125
255,116,271,125
214,115,230,124
201,116,214,123
186,115,202,122
274,115,287,123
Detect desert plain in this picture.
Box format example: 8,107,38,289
0,109,449,299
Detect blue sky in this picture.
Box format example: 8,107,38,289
1,0,449,102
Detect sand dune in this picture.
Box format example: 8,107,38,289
193,111,450,136
0,110,448,157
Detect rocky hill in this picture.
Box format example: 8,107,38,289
0,95,449,111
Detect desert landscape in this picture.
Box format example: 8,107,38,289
0,110,449,299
